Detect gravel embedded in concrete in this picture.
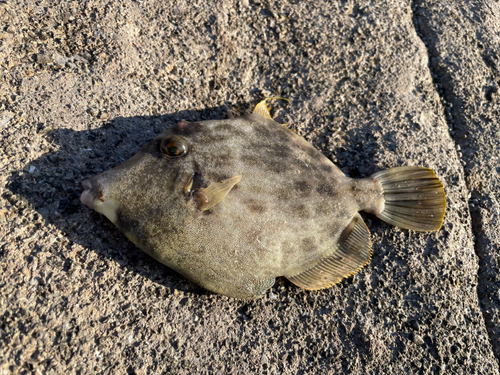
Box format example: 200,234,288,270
0,0,499,373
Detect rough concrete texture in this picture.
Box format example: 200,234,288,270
0,0,499,373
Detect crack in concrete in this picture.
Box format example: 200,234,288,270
410,0,500,367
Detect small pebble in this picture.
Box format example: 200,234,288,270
36,53,51,64
412,334,425,345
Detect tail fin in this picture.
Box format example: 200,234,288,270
371,166,446,232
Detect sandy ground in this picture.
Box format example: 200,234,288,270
1,0,500,373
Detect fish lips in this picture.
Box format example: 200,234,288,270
80,178,100,210
81,176,120,224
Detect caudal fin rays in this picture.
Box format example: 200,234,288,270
371,166,446,231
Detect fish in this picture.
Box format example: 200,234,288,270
80,99,446,299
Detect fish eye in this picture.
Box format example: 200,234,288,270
160,135,188,156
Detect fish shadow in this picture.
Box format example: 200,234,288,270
5,105,247,297
5,103,434,305
4,104,444,360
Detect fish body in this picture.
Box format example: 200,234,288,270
81,104,446,299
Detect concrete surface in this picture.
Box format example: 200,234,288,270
1,0,499,373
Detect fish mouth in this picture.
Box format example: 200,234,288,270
80,178,98,210
80,177,119,223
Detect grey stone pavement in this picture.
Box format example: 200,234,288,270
1,0,499,373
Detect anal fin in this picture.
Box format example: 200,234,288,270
287,214,372,290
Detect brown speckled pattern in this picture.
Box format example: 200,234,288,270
83,113,384,298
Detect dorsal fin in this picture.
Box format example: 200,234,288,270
287,214,372,290
253,97,289,119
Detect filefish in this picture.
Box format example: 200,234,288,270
80,100,446,299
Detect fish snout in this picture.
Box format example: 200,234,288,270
80,177,102,210
80,175,119,223
80,174,118,223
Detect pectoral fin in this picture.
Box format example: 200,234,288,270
287,214,372,290
194,175,242,211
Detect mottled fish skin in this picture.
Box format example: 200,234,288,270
81,111,446,299
81,113,385,299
